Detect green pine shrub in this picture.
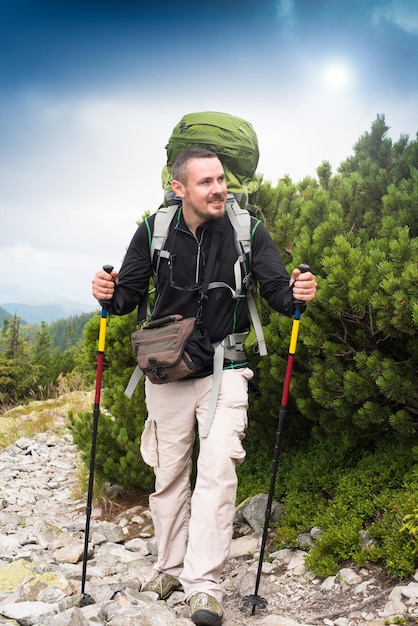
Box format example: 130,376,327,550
70,116,417,581
288,438,418,578
68,309,155,492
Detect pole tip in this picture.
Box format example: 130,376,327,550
242,594,267,611
79,593,95,607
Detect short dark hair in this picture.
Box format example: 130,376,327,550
171,147,219,183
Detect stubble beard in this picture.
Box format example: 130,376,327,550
183,192,227,226
202,193,227,221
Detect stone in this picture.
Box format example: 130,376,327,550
0,402,416,626
296,533,315,549
228,535,260,558
235,494,282,533
49,607,89,626
338,567,362,586
0,560,42,593
0,600,57,623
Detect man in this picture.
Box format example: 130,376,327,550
92,147,317,626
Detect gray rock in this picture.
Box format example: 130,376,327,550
296,533,315,549
0,412,415,626
235,494,282,533
0,600,57,624
49,607,89,626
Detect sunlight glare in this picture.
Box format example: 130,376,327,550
322,61,352,88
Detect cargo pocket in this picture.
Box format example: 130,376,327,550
140,418,159,468
229,368,253,467
230,411,248,467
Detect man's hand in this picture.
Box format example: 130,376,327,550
289,267,317,303
92,268,119,301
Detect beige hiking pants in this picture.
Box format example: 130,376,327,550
140,367,253,602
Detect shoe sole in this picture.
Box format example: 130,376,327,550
191,609,222,626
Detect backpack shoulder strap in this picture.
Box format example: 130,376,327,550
225,195,267,357
137,204,180,326
150,204,179,260
225,194,252,256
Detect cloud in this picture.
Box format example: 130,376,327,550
1,91,173,303
1,0,416,307
0,242,98,305
276,0,295,21
373,0,418,34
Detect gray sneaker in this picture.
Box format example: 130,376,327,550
189,592,224,626
141,571,182,599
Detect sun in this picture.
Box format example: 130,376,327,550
321,61,352,88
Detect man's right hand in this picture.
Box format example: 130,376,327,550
92,268,119,301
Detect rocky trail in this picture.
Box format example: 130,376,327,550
0,394,417,626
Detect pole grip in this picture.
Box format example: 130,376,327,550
100,265,114,309
294,263,311,309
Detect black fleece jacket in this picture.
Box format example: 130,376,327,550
105,207,295,343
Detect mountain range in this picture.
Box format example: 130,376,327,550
0,301,98,324
0,283,98,324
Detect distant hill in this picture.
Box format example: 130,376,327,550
0,306,12,326
1,301,98,324
19,311,97,350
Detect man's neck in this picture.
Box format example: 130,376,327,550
181,206,206,237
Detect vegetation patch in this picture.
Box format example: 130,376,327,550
1,115,417,581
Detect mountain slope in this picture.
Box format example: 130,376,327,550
1,302,97,324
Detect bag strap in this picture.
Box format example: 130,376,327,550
196,226,222,321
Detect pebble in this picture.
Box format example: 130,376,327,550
0,428,417,625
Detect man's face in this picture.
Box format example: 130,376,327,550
173,157,227,226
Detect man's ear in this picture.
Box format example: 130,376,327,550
171,179,185,198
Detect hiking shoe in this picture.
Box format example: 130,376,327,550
141,571,182,599
189,592,224,626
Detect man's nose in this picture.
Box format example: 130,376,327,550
212,180,225,193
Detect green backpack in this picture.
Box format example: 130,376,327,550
161,111,260,205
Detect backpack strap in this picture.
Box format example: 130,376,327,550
124,364,143,399
150,204,179,261
224,194,267,357
200,331,248,438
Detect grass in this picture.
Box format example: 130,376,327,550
0,390,93,448
70,458,117,512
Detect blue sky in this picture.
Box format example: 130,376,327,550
1,0,417,308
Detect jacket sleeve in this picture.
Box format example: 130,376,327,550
101,218,154,316
250,220,295,316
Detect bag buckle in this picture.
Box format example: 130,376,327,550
150,367,168,382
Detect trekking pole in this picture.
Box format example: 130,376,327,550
80,264,114,607
243,264,311,614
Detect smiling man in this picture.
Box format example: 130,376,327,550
170,149,228,231
92,146,317,626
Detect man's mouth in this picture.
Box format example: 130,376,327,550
209,195,225,205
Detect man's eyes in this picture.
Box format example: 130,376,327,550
199,176,225,185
